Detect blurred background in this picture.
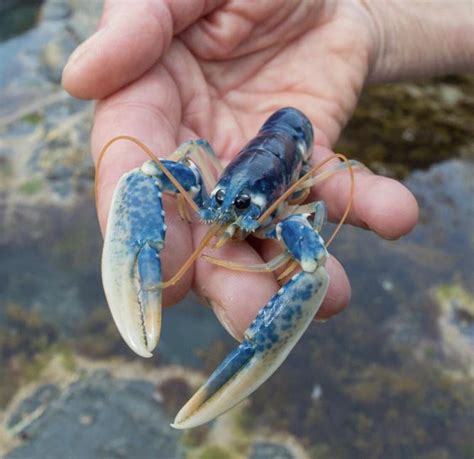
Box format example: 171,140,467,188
0,1,473,458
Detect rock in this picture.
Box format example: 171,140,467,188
67,0,103,41
6,371,185,459
41,29,77,83
7,384,60,430
41,0,71,21
249,442,295,459
435,284,474,377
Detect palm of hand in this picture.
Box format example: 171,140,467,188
63,0,417,338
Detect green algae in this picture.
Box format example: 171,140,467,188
18,177,44,195
194,445,235,459
0,304,73,407
181,428,210,449
0,304,58,361
435,284,474,317
337,75,474,179
21,112,43,126
76,307,129,359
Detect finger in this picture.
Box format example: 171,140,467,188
316,255,351,319
193,228,351,341
93,62,192,306
192,225,280,341
257,239,351,321
311,145,419,239
62,0,223,99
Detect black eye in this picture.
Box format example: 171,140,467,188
234,193,251,210
215,189,225,205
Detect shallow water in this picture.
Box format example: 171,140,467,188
0,2,473,458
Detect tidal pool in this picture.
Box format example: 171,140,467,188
0,1,473,458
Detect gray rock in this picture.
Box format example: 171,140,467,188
41,0,71,21
41,28,78,83
67,0,103,42
7,371,185,459
7,384,60,430
249,442,295,459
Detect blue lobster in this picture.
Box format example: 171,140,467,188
99,107,357,428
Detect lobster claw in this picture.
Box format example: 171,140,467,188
102,166,166,358
172,268,329,429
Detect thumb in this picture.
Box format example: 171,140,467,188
62,0,223,99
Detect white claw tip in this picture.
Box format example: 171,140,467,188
128,340,154,359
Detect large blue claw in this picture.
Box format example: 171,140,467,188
102,165,166,358
172,268,329,429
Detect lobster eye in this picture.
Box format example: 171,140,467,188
215,189,225,206
234,193,251,210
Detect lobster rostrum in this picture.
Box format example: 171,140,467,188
98,107,358,429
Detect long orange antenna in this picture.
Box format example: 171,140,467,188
258,153,354,248
258,154,351,226
95,135,199,214
158,224,222,289
325,154,354,247
202,252,291,273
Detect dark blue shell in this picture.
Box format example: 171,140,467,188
218,107,313,202
201,108,314,229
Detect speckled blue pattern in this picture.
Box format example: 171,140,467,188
111,171,166,256
197,271,324,405
155,160,208,208
277,215,326,268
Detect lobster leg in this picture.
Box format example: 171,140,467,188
172,211,329,429
168,139,223,190
102,158,207,358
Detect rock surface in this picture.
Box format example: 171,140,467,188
249,442,295,459
6,371,185,459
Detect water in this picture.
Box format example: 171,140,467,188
0,1,473,458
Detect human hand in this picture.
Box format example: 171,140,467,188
62,0,421,340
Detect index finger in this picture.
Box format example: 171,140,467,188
62,0,223,99
92,62,194,307
310,145,419,240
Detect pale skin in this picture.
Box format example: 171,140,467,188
62,0,473,341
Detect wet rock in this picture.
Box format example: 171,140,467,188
405,159,474,280
41,0,71,21
67,0,102,42
249,442,295,459
6,371,184,459
337,76,474,179
435,284,474,376
41,28,77,83
7,384,60,430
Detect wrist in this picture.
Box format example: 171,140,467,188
360,0,474,83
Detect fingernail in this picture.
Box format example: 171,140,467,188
211,301,243,342
315,317,329,323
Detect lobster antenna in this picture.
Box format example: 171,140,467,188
202,252,291,273
95,135,199,215
158,224,222,289
325,154,354,247
205,154,356,275
257,153,352,226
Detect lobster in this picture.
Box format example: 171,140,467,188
97,107,358,428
